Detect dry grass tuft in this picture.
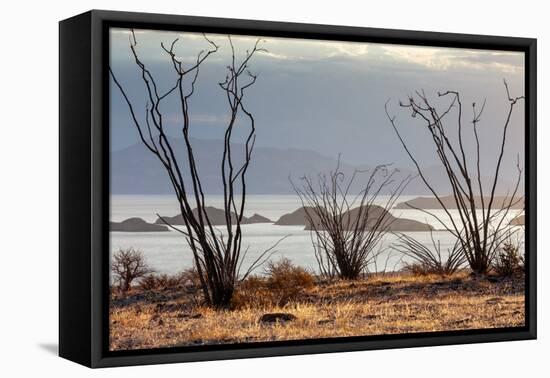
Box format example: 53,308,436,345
232,258,315,309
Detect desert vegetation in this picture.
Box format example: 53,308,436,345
112,248,154,292
291,161,414,280
385,82,524,274
110,259,525,350
110,31,283,308
392,232,467,276
108,28,526,351
109,231,525,350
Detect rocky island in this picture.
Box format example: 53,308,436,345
155,207,272,226
395,195,524,210
275,205,432,232
110,217,169,232
509,214,525,226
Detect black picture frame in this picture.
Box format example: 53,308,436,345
59,9,537,368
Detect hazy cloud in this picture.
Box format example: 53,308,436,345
109,27,525,184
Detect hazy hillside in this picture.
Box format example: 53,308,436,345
111,137,358,194
110,137,522,195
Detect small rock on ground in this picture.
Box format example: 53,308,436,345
259,313,297,323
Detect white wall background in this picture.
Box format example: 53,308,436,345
0,0,546,376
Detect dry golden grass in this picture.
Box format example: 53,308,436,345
109,272,525,351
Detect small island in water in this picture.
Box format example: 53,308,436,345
275,205,432,232
111,205,433,232
395,195,524,210
107,27,527,353
110,217,169,232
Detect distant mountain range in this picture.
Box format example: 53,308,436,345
110,137,522,196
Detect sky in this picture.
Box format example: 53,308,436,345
109,27,525,180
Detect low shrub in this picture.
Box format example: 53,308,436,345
402,262,440,276
140,268,201,291
265,258,315,305
231,276,271,309
112,248,153,292
393,233,467,277
231,258,315,309
493,243,524,277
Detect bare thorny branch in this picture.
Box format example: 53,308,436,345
392,230,468,276
110,30,275,308
385,80,524,274
291,157,413,279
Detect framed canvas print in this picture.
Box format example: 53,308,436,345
59,10,536,368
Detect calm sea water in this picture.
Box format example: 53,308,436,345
110,194,523,275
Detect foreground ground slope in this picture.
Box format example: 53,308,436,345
110,272,525,351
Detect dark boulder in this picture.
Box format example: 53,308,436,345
259,313,297,324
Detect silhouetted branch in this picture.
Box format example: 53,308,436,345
292,158,412,279
110,32,266,308
385,82,524,274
